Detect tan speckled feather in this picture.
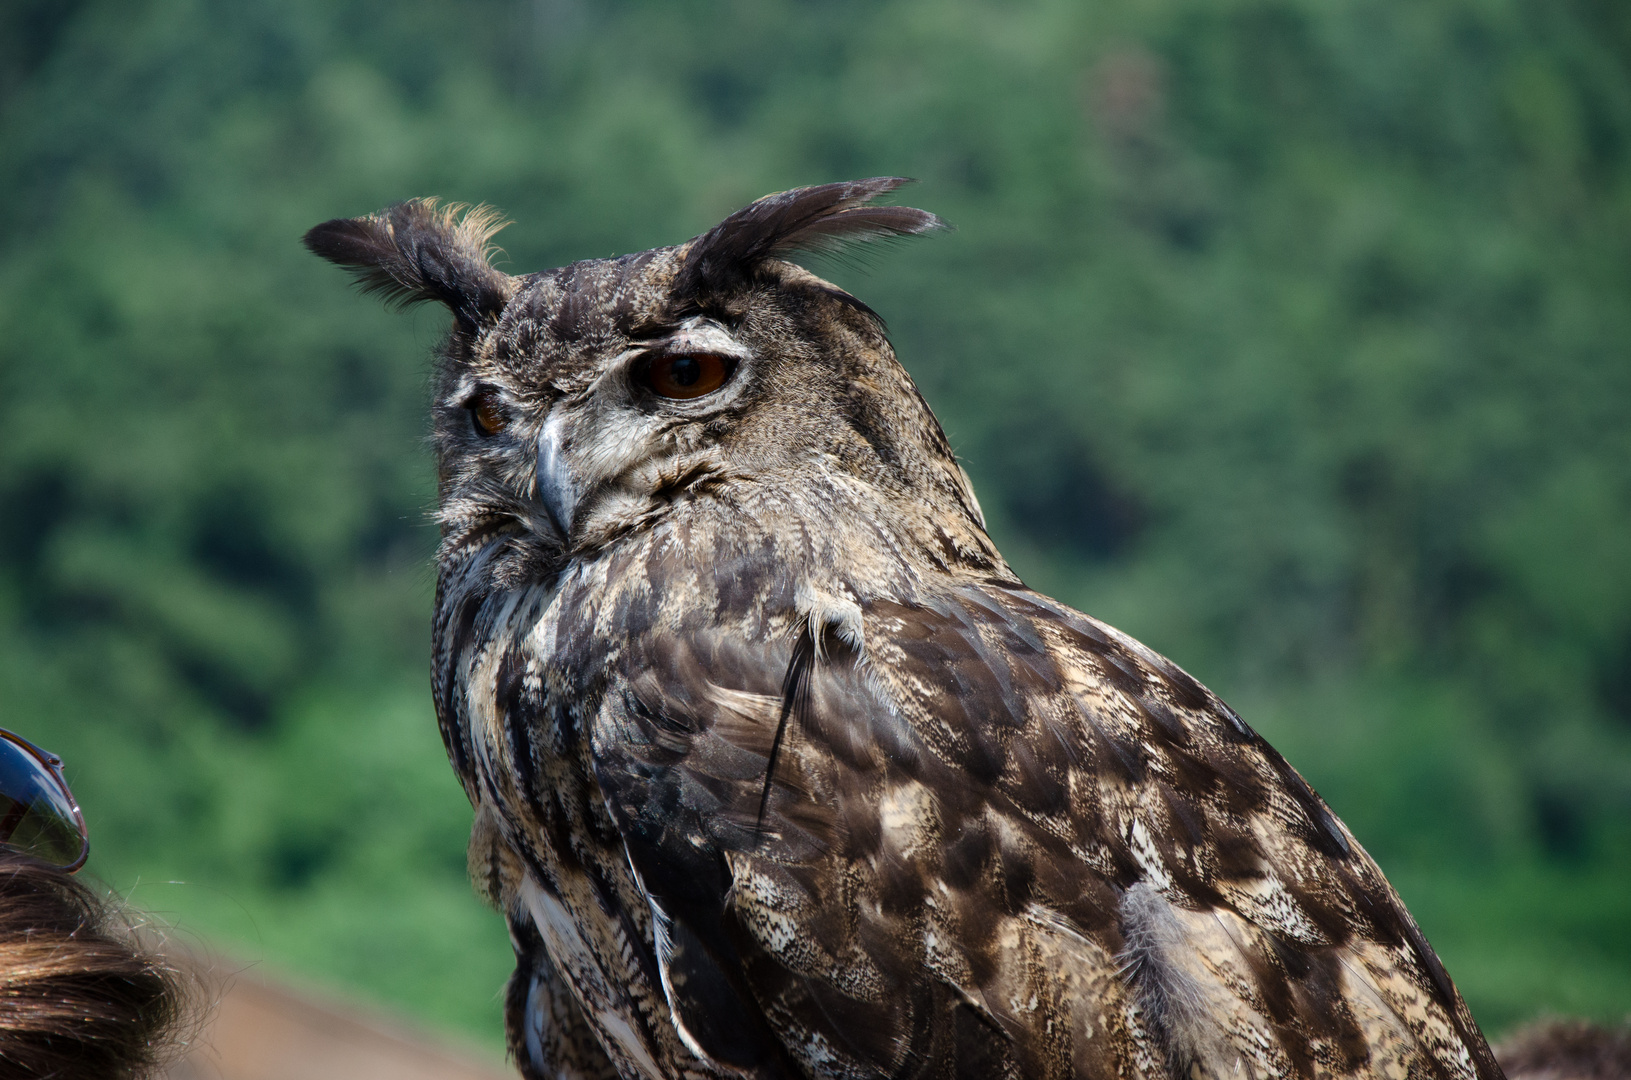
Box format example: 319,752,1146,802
307,181,1503,1080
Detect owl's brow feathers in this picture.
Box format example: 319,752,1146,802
672,177,947,301
302,198,516,332
304,179,944,340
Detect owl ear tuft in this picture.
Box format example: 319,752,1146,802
675,178,947,300
304,199,517,332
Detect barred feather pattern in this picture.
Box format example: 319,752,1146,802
312,179,1503,1080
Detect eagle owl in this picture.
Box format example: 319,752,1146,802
306,180,1501,1080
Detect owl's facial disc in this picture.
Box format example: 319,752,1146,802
533,317,751,538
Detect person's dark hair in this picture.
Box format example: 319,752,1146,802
0,850,192,1079
1497,1018,1631,1080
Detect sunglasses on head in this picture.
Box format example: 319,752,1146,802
0,728,88,872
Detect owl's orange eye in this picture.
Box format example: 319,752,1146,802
643,353,731,400
468,390,508,437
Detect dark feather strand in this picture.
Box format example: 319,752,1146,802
757,622,817,837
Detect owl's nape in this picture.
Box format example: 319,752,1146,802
307,181,1502,1080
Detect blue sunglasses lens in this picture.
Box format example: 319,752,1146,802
0,738,86,869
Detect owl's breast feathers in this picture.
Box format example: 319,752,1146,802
435,502,1500,1080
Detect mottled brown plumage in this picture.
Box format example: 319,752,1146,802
306,180,1504,1080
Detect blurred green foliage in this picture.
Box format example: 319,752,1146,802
2,0,1628,1049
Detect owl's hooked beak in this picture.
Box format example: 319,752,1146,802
535,409,578,540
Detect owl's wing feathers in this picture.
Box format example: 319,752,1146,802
589,578,1499,1080
506,905,626,1080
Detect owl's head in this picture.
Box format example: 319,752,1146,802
306,179,999,585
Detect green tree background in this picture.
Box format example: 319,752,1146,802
2,0,1628,1050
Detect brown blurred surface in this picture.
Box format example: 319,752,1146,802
1495,1018,1631,1080
166,969,513,1080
